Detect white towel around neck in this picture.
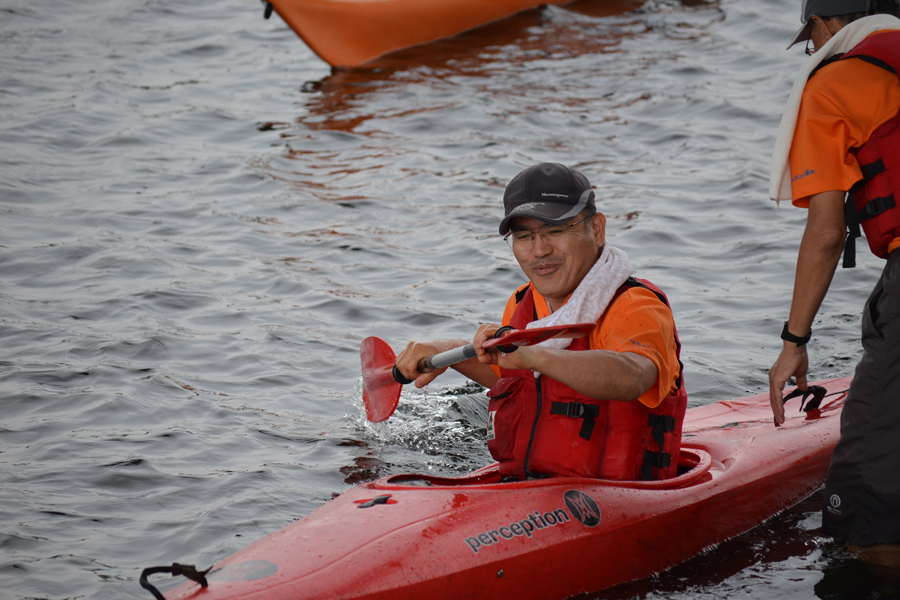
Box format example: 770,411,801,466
526,245,633,350
769,15,900,204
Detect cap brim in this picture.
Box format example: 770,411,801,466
498,194,591,236
787,22,812,49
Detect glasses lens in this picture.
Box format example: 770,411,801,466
541,225,568,238
505,232,530,249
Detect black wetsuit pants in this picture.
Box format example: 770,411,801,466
823,249,900,547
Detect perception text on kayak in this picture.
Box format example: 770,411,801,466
463,490,601,554
463,508,570,554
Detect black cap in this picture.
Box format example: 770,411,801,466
499,163,596,236
788,0,873,48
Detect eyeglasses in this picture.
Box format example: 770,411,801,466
503,215,591,250
805,38,816,55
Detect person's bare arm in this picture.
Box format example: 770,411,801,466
473,324,657,401
769,190,846,423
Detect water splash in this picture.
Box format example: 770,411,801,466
350,377,492,473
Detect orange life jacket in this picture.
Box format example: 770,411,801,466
485,277,687,481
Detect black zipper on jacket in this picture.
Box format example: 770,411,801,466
523,375,542,477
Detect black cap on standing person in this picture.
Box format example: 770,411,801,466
788,0,874,47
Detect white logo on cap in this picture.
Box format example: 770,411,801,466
510,202,545,214
541,193,569,198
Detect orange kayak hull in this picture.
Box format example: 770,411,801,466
268,0,575,67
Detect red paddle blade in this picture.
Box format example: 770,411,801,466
360,336,402,423
482,322,596,349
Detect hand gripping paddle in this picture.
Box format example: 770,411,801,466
360,323,595,422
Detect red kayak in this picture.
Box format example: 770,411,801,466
158,377,847,600
264,0,577,67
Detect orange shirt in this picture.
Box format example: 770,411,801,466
789,30,900,253
492,283,680,409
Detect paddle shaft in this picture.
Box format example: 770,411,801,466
391,328,516,385
391,343,481,384
421,343,478,372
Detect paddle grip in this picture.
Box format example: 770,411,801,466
392,365,414,385
492,326,518,353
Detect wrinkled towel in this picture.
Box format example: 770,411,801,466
527,245,633,350
769,15,900,203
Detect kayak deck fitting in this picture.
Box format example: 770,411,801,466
158,377,848,600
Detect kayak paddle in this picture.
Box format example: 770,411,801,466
360,323,595,422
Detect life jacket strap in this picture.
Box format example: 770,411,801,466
550,401,600,440
852,54,897,75
641,414,676,481
860,158,886,182
641,450,672,480
844,192,897,268
647,413,675,448
843,191,862,269
808,53,845,80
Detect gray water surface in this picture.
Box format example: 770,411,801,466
1,0,891,598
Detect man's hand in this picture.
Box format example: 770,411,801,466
394,340,456,388
769,342,809,425
473,323,539,371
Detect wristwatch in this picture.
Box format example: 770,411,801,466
781,321,811,346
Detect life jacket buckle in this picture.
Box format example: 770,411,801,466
550,402,599,441
861,194,896,220
566,402,586,418
648,414,676,432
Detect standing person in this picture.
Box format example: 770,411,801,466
396,163,687,482
768,0,900,567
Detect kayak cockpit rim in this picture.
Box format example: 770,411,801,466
378,447,714,491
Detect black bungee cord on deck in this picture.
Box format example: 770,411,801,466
782,384,838,413
140,563,211,600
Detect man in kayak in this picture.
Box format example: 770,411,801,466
396,162,686,482
767,0,900,568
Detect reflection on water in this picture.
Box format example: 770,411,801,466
815,551,900,599
581,491,900,600
296,0,674,135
